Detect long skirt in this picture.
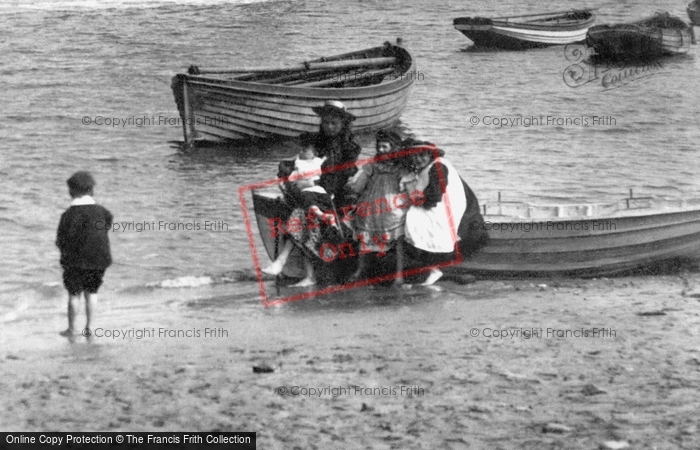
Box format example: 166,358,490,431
287,208,337,262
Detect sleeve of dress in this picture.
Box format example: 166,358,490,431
423,163,448,209
345,165,372,194
342,141,362,179
346,141,362,163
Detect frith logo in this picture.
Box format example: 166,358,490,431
562,44,666,91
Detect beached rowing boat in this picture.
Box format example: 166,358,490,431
452,9,596,50
687,1,700,27
461,195,700,277
171,40,415,143
251,190,700,278
586,13,692,60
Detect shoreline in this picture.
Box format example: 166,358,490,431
2,274,700,449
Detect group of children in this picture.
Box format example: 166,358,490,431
262,129,467,287
55,129,464,337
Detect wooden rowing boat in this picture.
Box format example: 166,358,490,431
171,40,415,143
586,13,692,60
461,195,700,277
251,190,700,278
687,1,700,27
453,9,596,50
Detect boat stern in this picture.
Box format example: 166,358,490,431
171,73,202,143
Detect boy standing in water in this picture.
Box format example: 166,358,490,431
56,171,113,337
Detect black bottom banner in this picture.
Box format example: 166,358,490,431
2,432,255,449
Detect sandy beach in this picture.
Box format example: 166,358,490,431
3,0,700,448
2,271,700,450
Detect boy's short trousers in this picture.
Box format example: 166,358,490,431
63,267,106,295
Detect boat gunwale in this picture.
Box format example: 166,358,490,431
455,20,595,33
453,11,595,31
254,189,700,226
589,12,692,33
177,43,416,98
183,73,415,99
588,25,690,35
250,191,700,277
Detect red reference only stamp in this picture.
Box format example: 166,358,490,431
239,146,463,306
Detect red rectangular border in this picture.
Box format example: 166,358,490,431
238,145,462,306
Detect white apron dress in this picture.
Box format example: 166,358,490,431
403,158,467,253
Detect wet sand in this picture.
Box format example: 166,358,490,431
2,274,700,449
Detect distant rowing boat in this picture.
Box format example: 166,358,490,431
252,190,700,278
171,40,415,143
587,12,693,60
453,9,596,50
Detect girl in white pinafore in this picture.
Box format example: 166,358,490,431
401,141,467,285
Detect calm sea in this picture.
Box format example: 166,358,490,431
2,0,699,322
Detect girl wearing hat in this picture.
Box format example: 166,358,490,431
312,100,362,209
345,129,410,285
399,140,486,285
264,102,360,286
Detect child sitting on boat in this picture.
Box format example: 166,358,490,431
286,132,332,211
263,133,337,287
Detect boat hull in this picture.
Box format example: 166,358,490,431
172,42,415,143
252,191,700,278
462,208,700,277
453,12,595,49
587,14,692,60
252,191,348,281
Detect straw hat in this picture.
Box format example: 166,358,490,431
401,138,445,157
312,100,356,121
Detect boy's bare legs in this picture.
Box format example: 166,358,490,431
262,239,294,275
291,258,315,287
60,293,80,336
85,292,96,331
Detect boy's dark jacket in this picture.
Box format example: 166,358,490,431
56,204,113,269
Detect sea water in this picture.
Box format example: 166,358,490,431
1,0,698,323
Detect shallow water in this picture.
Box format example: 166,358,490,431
2,0,698,321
